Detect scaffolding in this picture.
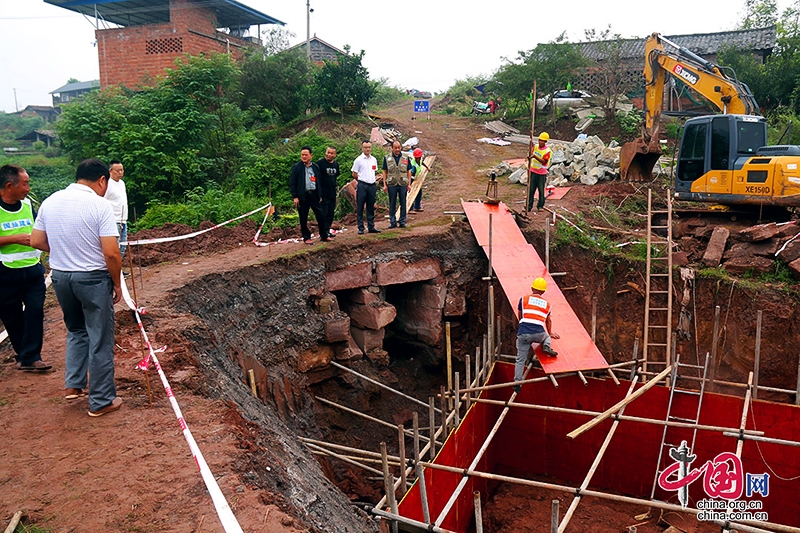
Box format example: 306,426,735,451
305,201,800,533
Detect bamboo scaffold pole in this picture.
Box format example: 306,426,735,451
381,442,399,533
371,507,457,533
305,442,385,477
418,462,800,533
331,361,441,413
315,396,434,444
432,365,533,527
567,365,672,439
466,396,763,436
558,377,639,533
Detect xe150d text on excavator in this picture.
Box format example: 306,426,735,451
620,32,800,207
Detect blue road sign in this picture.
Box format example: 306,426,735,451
414,100,430,113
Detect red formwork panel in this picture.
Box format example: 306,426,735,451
462,201,608,373
398,362,800,531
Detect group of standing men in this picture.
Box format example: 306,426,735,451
292,140,428,239
0,158,129,417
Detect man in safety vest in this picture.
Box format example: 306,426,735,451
514,277,559,392
528,132,552,212
409,148,429,212
0,165,52,372
382,141,411,228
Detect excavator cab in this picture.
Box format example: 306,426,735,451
674,114,766,200
674,114,800,206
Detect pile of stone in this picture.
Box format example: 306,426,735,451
692,221,800,278
507,135,621,186
507,135,675,187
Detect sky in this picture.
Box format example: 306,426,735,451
0,0,790,113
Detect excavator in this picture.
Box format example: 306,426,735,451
620,32,800,207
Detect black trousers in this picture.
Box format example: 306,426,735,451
356,181,377,231
0,262,46,365
322,197,336,233
387,185,408,226
528,173,547,211
297,192,329,240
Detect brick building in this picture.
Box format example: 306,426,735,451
45,0,283,89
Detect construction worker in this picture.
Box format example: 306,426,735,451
528,132,552,212
514,277,559,392
409,148,429,212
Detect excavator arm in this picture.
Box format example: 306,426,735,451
620,32,760,181
642,32,759,133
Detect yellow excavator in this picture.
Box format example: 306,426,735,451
620,32,800,207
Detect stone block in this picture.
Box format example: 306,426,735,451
314,292,338,314
701,227,730,267
349,301,397,330
788,256,800,280
297,344,335,373
694,226,715,239
365,349,390,366
334,338,362,361
740,222,779,242
723,256,774,275
777,221,800,238
671,251,689,267
375,258,441,286
325,262,373,292
777,239,800,264
444,290,467,316
723,240,779,260
349,287,380,305
323,315,351,343
418,283,446,309
350,326,385,352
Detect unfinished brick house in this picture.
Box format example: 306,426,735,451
44,0,284,89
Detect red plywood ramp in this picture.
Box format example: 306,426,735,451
462,201,608,373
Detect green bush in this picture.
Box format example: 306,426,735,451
616,109,641,136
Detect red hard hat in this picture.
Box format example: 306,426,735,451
413,148,423,157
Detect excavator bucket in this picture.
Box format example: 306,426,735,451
619,135,662,181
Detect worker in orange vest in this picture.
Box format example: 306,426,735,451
514,277,559,392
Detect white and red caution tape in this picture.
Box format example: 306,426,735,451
120,276,244,533
123,203,273,247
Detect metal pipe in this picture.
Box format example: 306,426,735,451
331,361,440,413
466,396,763,436
551,499,559,533
419,462,794,533
709,305,721,390
474,492,484,533
381,442,399,533
397,425,407,494
315,397,431,442
416,462,431,525
429,396,437,460
753,310,762,400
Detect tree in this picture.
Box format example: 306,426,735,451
314,46,376,119
739,0,779,29
583,27,639,119
239,48,313,123
56,53,251,212
260,27,295,56
494,33,587,123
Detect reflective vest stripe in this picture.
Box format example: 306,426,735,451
520,295,550,326
0,249,41,262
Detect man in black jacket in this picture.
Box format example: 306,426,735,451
289,146,329,244
316,146,339,239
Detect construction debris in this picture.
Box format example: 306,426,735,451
483,120,519,136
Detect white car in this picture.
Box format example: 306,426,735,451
536,90,592,110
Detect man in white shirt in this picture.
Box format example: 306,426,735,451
350,140,381,235
103,160,128,255
31,158,123,417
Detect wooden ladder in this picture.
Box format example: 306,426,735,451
643,188,674,380
649,352,710,501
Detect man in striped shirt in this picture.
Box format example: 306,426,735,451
514,277,559,392
31,159,123,417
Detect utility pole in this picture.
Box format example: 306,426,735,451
13,88,19,112
305,0,311,60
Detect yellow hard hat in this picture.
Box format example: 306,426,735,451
532,277,547,291
538,132,550,141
